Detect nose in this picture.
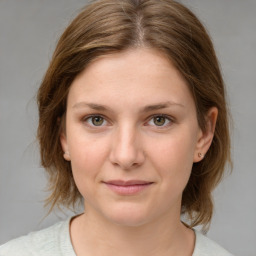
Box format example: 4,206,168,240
109,125,145,170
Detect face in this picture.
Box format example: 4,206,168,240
61,48,213,227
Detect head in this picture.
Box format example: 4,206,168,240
37,0,231,229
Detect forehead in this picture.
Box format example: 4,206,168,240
67,48,195,111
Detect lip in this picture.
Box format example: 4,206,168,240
103,180,154,195
104,180,153,186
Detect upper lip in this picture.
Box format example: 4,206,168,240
103,180,153,186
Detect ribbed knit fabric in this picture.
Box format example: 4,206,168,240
0,218,233,256
193,230,233,256
0,219,75,256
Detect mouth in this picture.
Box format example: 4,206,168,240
102,180,154,195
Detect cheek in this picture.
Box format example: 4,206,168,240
147,129,197,184
67,133,110,186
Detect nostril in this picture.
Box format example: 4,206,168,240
109,130,145,169
109,149,145,170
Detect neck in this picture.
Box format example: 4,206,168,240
70,209,195,256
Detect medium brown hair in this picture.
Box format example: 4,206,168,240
37,0,231,229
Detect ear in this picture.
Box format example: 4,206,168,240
194,107,218,162
60,132,71,161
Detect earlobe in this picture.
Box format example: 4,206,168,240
60,132,71,161
194,107,218,163
63,151,71,161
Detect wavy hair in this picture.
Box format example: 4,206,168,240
37,0,231,229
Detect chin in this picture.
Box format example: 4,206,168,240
102,204,153,227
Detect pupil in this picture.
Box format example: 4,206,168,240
92,116,103,126
154,116,165,126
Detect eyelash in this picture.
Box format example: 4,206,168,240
146,114,173,128
83,115,108,127
82,114,174,128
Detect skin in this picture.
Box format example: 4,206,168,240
60,48,217,256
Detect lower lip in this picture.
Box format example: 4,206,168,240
104,183,153,195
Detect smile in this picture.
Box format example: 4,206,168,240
102,180,154,195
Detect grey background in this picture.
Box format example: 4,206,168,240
0,0,255,255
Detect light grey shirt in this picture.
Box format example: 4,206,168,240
0,218,233,256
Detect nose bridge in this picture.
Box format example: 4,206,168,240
110,122,144,169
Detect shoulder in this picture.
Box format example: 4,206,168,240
193,230,234,256
0,219,74,256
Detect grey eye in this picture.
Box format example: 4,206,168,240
153,116,167,126
91,116,104,126
147,115,172,127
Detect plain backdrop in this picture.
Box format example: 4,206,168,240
0,1,256,255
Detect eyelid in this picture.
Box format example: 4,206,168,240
81,113,174,128
145,114,174,127
82,114,110,127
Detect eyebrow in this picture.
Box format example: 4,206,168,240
72,101,185,112
142,101,185,112
72,102,110,111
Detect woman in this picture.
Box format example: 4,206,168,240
0,0,233,255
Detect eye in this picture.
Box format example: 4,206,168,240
85,115,107,127
147,115,172,127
